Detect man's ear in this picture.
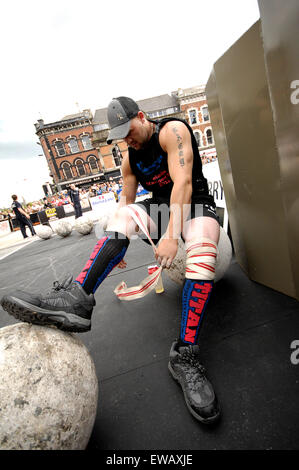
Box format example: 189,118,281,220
137,111,146,123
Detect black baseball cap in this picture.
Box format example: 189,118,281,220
106,97,140,144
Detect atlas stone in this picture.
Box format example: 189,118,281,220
74,216,94,235
0,323,98,450
35,225,53,240
164,226,232,285
55,220,73,238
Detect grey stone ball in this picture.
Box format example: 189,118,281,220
36,225,53,240
74,216,94,235
0,323,98,450
55,220,73,238
165,226,232,285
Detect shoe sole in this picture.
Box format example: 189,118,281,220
1,296,91,333
168,361,221,425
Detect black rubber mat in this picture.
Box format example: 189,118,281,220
0,232,298,450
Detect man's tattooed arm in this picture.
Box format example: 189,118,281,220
172,127,185,167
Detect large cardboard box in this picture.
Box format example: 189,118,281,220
206,1,299,300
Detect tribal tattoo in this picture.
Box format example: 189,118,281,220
172,127,185,167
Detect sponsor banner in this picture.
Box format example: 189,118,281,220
0,220,11,236
90,192,117,214
38,206,65,223
202,160,226,209
202,160,229,232
63,203,74,214
45,207,58,219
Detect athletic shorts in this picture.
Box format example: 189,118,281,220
135,195,219,245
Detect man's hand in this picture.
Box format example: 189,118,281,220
155,238,178,269
117,259,127,269
20,208,30,219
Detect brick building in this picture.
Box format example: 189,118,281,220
34,110,107,191
174,85,216,159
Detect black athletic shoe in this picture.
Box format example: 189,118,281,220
0,275,95,333
168,340,220,424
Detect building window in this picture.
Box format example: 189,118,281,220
88,155,99,173
202,106,210,122
81,135,93,150
68,137,80,153
206,129,214,145
55,141,66,156
112,145,122,167
61,162,73,179
75,158,86,176
188,109,197,125
194,131,201,147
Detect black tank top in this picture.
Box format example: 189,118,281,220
128,117,213,204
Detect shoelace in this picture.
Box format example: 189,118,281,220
181,347,206,376
43,281,67,298
52,281,66,291
180,347,207,392
50,280,73,292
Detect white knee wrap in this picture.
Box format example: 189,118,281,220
185,238,217,281
106,204,155,245
126,204,152,237
105,205,138,237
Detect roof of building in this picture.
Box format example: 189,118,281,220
137,94,178,112
93,94,179,124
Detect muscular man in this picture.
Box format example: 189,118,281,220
1,97,220,424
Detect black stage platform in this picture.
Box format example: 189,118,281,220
0,231,298,450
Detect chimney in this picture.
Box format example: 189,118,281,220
34,119,44,130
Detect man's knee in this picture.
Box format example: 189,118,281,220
185,237,218,281
106,206,139,238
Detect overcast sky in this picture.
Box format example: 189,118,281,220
0,0,260,208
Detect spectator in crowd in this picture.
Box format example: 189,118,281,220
89,186,97,197
113,181,119,191
80,189,89,200
30,201,43,212
55,196,65,207
43,197,53,209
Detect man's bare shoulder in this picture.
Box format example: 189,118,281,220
160,120,188,135
159,120,191,151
